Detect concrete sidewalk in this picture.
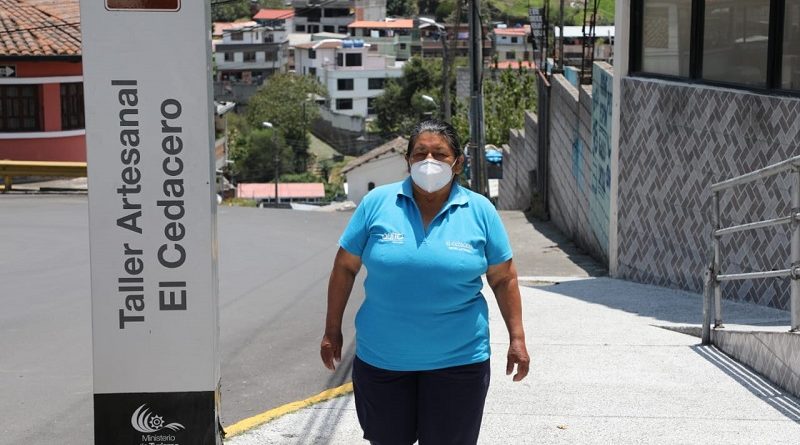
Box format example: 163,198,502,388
225,212,800,444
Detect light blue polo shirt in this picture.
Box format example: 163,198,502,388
339,177,513,371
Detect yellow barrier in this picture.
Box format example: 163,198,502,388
0,160,87,193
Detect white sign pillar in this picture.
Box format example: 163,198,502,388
80,1,221,443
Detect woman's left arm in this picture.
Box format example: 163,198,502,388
486,259,530,382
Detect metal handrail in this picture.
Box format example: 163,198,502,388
702,158,800,344
710,155,800,192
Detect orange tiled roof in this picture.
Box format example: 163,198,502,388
493,60,537,70
0,0,82,57
348,19,414,29
493,25,531,36
254,9,294,20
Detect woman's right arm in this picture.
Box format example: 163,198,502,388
320,247,362,371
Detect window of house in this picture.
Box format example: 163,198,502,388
511,37,519,43
506,51,516,60
368,78,385,89
244,52,256,62
632,0,800,90
338,78,354,90
783,0,800,90
309,49,316,59
265,51,277,62
337,53,344,66
339,26,349,34
336,98,353,110
325,8,351,17
0,85,40,132
367,97,376,114
400,43,407,50
60,83,84,131
231,31,244,41
345,53,362,66
324,25,335,33
224,52,234,62
296,24,306,32
702,0,771,87
309,67,317,76
298,9,321,22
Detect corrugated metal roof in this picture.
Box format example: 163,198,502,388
348,19,414,29
237,182,326,199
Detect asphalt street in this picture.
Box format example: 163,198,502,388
0,195,364,444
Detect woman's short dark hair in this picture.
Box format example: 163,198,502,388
406,119,462,159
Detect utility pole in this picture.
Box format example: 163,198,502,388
262,121,279,204
559,0,565,70
468,0,487,196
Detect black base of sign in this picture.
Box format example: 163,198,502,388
94,391,219,445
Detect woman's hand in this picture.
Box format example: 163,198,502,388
506,337,530,382
320,328,343,371
487,258,530,382
320,247,361,371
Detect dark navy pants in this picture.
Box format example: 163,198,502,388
352,355,491,445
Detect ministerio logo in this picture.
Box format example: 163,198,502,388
106,0,181,11
131,404,185,433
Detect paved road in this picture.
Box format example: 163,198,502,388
0,195,363,444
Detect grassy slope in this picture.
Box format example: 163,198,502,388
487,0,615,25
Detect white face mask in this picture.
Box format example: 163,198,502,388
410,159,456,193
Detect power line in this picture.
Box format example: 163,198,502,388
0,21,80,36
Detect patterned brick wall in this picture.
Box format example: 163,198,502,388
618,77,800,310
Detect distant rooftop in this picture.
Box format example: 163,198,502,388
348,19,414,29
342,137,407,174
237,183,325,200
254,9,294,20
0,0,81,57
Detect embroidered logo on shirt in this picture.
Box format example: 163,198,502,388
446,241,475,253
379,232,405,244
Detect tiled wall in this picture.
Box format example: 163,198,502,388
618,77,800,310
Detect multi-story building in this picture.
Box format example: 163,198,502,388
493,25,532,62
291,0,386,34
0,0,85,162
214,22,290,85
213,19,292,103
347,19,419,61
294,39,402,117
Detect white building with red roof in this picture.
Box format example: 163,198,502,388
294,38,402,118
493,25,533,64
0,0,85,162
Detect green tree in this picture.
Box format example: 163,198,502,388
210,0,251,22
454,67,537,147
372,57,456,137
247,73,327,173
210,0,287,22
387,0,418,17
230,128,293,183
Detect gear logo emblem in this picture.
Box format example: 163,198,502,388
131,404,185,433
